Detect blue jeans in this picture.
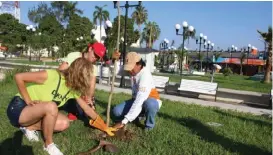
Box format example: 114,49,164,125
112,98,159,129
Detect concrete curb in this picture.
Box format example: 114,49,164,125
95,84,272,116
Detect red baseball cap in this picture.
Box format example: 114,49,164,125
88,42,106,58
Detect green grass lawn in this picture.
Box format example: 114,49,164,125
0,81,271,155
154,72,272,93
5,59,59,66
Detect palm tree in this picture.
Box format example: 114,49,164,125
131,5,148,47
63,2,83,20
239,52,246,75
28,2,53,24
214,52,222,62
93,5,109,43
257,26,272,83
141,21,161,48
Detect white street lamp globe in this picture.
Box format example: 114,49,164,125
38,32,42,35
91,29,96,35
26,26,30,30
105,20,112,28
80,36,83,40
207,40,211,44
76,38,79,41
166,39,169,44
188,26,194,32
175,24,181,30
164,38,167,42
252,46,255,49
168,47,171,50
248,44,251,47
32,28,36,32
211,43,214,47
182,21,188,28
53,46,59,52
121,37,124,42
232,45,234,48
203,36,207,40
235,47,238,51
200,33,203,38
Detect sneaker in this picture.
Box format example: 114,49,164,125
67,113,77,121
20,127,39,142
44,143,63,155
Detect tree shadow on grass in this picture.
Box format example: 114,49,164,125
158,112,271,155
213,109,272,127
0,130,34,155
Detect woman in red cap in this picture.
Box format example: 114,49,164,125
58,42,120,121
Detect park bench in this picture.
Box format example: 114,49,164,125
152,75,169,93
191,71,206,76
178,79,218,101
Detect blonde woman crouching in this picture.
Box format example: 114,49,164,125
6,58,116,155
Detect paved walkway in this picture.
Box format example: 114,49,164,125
95,84,272,116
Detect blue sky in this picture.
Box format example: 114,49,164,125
19,1,272,51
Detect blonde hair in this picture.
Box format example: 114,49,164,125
61,58,93,96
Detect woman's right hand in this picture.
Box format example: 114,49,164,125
27,100,41,106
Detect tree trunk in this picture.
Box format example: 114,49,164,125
138,25,141,48
106,2,120,126
240,63,243,75
149,28,152,48
263,47,272,83
100,20,102,43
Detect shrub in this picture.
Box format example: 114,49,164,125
222,67,233,76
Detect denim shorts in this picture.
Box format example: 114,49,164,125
6,96,27,127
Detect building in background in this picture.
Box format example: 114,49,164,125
0,1,20,22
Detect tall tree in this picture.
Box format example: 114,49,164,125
104,15,140,56
28,2,53,24
66,14,93,53
63,2,83,22
141,21,161,48
0,13,28,54
93,5,109,43
131,5,148,47
38,14,64,58
257,26,272,83
51,1,67,23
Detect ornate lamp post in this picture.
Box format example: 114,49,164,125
175,21,194,76
227,45,237,68
114,1,142,88
204,41,214,72
196,33,207,71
